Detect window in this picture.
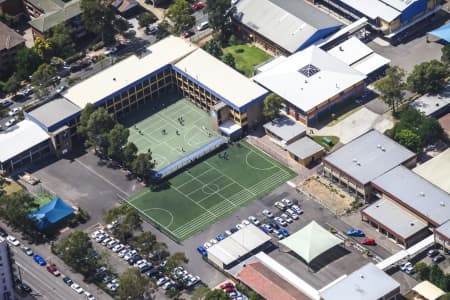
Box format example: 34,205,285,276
298,64,320,77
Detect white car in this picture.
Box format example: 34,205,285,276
124,249,137,260
112,244,124,253
262,209,274,218
106,239,119,249
187,275,201,287
106,220,119,230
55,85,66,94
281,213,293,223
241,220,250,226
118,249,128,258
248,216,260,226
209,239,218,245
231,0,240,5
289,212,299,220
224,230,232,236
71,283,84,294
84,292,95,300
8,107,21,116
91,230,103,239
400,262,413,272
236,223,245,230
6,236,20,247
157,276,169,286
5,117,16,127
292,204,303,214
274,217,287,227
281,198,293,207
196,21,209,31
101,237,111,246
274,201,286,211
203,242,212,249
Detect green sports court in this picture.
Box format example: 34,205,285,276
127,141,296,241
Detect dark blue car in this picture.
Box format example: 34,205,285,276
345,229,365,237
197,246,208,256
33,254,46,266
279,228,289,237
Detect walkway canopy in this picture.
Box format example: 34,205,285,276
428,23,450,43
280,221,342,264
28,197,75,230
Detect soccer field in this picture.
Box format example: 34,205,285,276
120,94,218,170
127,142,296,241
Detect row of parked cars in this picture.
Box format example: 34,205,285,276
219,282,245,300
156,265,201,291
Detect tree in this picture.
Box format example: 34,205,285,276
166,0,195,34
103,205,127,224
374,66,405,114
150,242,169,262
31,63,57,88
429,264,444,287
414,262,430,281
222,53,235,68
3,73,21,94
15,47,43,80
262,93,283,121
439,274,450,292
123,142,138,168
407,60,449,94
114,17,129,34
206,0,230,32
135,231,156,255
49,24,75,59
80,0,115,42
117,268,151,300
203,39,223,58
441,293,450,300
442,44,450,65
131,153,155,181
138,12,156,28
54,231,99,279
34,38,53,61
122,208,142,233
77,103,96,138
204,289,231,300
419,117,444,145
107,124,130,161
85,108,115,152
394,129,422,153
165,252,188,274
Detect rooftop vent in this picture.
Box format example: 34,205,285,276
381,147,386,152
113,78,116,81
410,222,415,226
298,64,320,78
360,275,364,279
377,144,381,148
440,201,445,207
352,158,357,162
339,46,344,51
420,192,425,197
357,162,361,166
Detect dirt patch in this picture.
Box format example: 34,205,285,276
299,176,354,215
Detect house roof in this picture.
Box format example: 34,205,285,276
286,137,324,160
29,0,81,33
412,280,445,300
237,262,310,300
413,148,450,194
253,46,366,113
362,199,428,240
409,83,450,116
336,0,401,22
279,221,342,263
372,165,450,226
0,21,25,51
234,0,341,53
263,115,306,143
28,197,75,230
320,263,400,300
0,120,50,163
26,0,64,13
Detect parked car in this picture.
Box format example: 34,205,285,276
274,201,286,211
71,283,84,294
6,236,20,246
241,220,250,226
55,85,66,94
0,227,7,237
220,282,234,289
224,230,232,236
291,204,303,214
229,227,238,234
63,276,73,286
5,117,17,128
280,213,293,223
272,229,283,239
400,262,413,274
8,107,21,116
361,238,376,245
20,245,33,256
274,217,287,227
106,220,119,230
262,209,274,218
181,31,194,39
278,227,289,237
203,242,212,249
427,249,439,257
235,224,244,230
84,292,96,300
269,222,280,230
18,282,32,293
46,264,61,276
33,254,46,266
0,99,13,108
433,255,445,264
345,229,365,237
157,276,169,286
112,244,124,253
197,246,207,256
281,198,293,207
248,216,260,226
145,25,159,35
19,87,33,96
261,224,273,233
196,21,209,31
215,234,225,241
192,1,205,10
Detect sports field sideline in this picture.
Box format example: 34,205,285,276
127,141,296,241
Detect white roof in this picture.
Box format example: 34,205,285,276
253,46,366,113
328,37,373,66
174,48,268,110
207,224,271,265
381,0,418,11
320,263,400,300
338,0,400,22
414,149,450,194
280,221,342,263
409,93,450,116
254,56,287,74
64,36,197,108
351,53,391,76
0,120,49,162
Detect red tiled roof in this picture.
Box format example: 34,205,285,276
237,262,310,300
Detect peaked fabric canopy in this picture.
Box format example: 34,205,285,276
428,23,450,43
280,221,342,263
28,197,75,230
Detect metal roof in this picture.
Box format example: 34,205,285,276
234,0,341,53
286,137,324,159
27,98,81,131
328,37,374,66
337,0,401,22
414,149,450,195
0,120,49,163
373,165,450,226
320,263,400,300
263,115,306,143
435,220,450,240
351,53,391,76
324,130,415,185
29,0,81,33
409,85,450,116
253,46,366,113
362,199,428,239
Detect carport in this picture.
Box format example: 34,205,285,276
280,221,343,268
428,22,450,43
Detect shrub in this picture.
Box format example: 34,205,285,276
234,47,245,54
65,52,85,64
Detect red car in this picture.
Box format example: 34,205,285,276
181,31,194,39
361,238,376,246
220,282,233,289
192,2,205,10
46,264,61,276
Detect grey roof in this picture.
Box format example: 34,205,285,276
363,199,428,239
435,220,450,239
234,0,341,53
372,165,450,226
26,0,64,13
324,130,415,185
320,263,400,300
410,82,450,116
286,137,324,159
263,115,306,143
27,98,81,131
29,0,81,33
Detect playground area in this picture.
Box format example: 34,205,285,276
127,141,296,241
121,94,219,170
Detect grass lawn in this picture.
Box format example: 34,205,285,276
35,193,53,207
312,135,340,151
2,181,23,195
223,44,272,77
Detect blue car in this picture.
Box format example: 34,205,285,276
216,234,225,241
279,228,289,237
345,229,365,237
197,246,207,256
33,254,46,266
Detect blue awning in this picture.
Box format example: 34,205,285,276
428,22,450,43
28,197,75,230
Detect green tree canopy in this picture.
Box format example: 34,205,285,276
204,289,231,300
49,24,75,59
442,44,450,65
34,38,53,61
15,47,43,80
203,39,223,58
394,129,422,153
165,252,188,274
206,0,230,32
85,108,115,151
262,93,283,121
77,103,96,138
131,153,155,182
31,63,57,88
117,268,151,300
80,0,116,42
374,66,405,114
166,0,195,34
3,73,21,94
429,264,444,287
107,123,130,161
407,60,449,94
138,12,156,28
123,142,138,168
222,53,235,68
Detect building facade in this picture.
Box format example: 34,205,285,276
0,238,14,300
